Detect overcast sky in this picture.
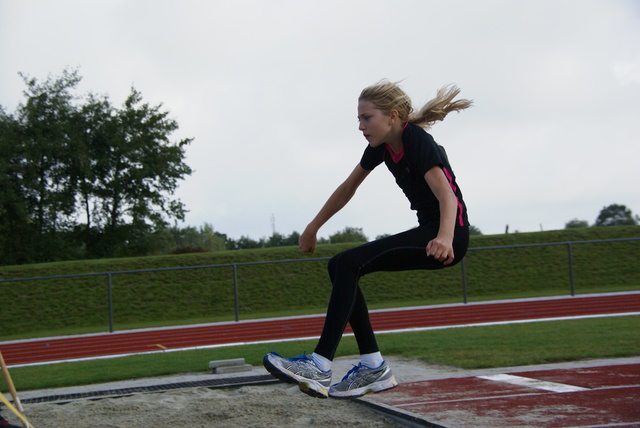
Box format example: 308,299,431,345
1,0,639,241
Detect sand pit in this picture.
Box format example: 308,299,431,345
10,356,454,427
9,355,637,427
21,382,407,427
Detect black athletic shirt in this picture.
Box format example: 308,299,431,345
359,122,469,228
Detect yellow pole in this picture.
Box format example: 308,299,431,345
0,393,33,428
0,351,32,428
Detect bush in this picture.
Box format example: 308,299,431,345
166,245,209,255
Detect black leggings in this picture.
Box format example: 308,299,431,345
314,224,469,360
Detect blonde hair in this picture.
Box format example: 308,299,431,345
359,80,472,129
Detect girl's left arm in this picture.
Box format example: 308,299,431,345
424,166,458,265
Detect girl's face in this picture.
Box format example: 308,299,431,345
357,100,394,148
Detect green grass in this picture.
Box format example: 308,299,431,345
1,226,638,339
2,315,638,392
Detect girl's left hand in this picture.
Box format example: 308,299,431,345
426,236,455,265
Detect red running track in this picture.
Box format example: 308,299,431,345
363,363,640,427
1,292,639,367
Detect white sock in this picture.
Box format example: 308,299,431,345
311,352,332,372
360,352,384,369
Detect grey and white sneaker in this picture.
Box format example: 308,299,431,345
329,361,397,398
263,352,332,398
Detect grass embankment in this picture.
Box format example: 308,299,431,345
1,226,638,340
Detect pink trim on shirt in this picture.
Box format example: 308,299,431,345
442,167,465,227
385,144,404,163
384,122,410,163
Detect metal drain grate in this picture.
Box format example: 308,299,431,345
21,374,279,404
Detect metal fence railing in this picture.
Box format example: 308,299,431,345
1,237,638,333
461,237,639,303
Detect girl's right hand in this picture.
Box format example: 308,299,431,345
297,164,370,254
299,227,318,253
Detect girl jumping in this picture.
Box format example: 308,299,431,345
264,79,472,399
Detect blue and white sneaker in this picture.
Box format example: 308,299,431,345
329,361,397,398
263,352,332,398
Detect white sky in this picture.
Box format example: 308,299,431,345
1,0,639,241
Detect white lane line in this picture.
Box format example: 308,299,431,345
478,374,589,392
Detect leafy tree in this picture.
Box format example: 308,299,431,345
0,107,33,264
329,226,368,243
18,70,81,235
469,225,483,235
170,225,202,248
594,204,638,227
284,231,300,246
0,69,193,264
0,70,83,263
73,92,115,243
265,231,301,247
565,218,589,229
84,88,193,257
233,235,263,250
266,232,287,247
199,223,227,251
167,223,226,252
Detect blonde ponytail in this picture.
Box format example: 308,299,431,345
359,80,472,129
409,84,473,129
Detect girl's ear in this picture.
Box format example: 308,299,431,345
389,109,400,124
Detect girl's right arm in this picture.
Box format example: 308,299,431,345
299,164,370,253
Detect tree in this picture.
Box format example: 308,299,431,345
266,232,286,247
17,70,81,236
0,69,193,264
594,204,638,227
283,231,300,246
84,87,193,257
0,107,33,264
565,218,589,229
167,223,226,252
329,226,368,243
1,69,84,263
266,231,300,247
199,223,227,251
469,225,483,235
234,235,263,250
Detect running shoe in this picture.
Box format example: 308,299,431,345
329,361,397,398
263,352,332,398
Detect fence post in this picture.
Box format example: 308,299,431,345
233,264,240,322
107,273,114,333
461,258,468,304
567,243,575,296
